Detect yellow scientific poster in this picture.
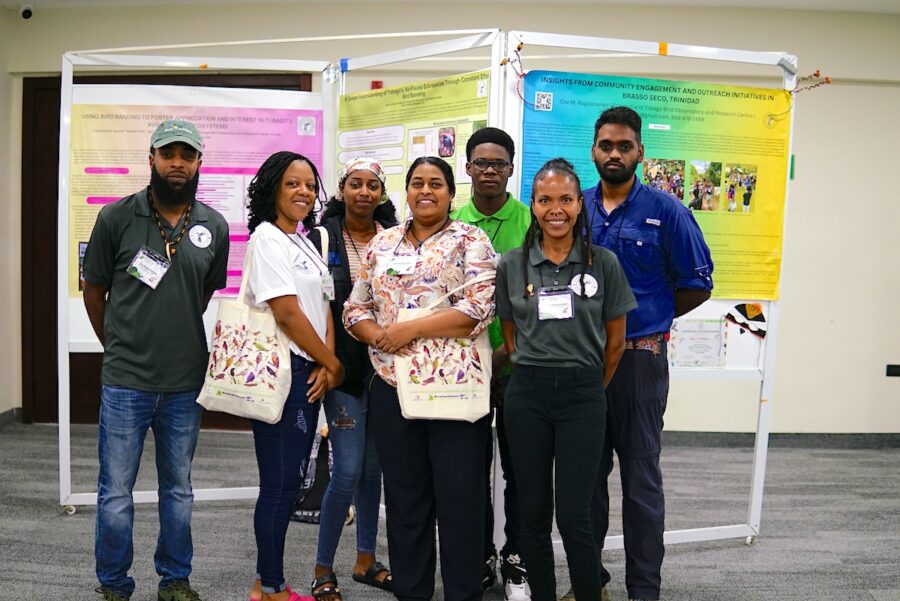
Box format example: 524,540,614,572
522,71,793,299
338,70,491,215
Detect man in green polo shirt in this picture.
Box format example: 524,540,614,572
451,127,532,601
82,119,229,601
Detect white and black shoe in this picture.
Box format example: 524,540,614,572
500,553,531,601
482,552,498,590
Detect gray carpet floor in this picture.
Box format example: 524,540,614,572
0,422,897,601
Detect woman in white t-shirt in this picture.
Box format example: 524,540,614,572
244,151,344,601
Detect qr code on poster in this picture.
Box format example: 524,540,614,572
534,91,553,111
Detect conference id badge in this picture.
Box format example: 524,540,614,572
537,286,574,321
126,245,170,290
321,273,335,301
386,255,417,276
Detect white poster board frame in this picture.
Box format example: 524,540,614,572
56,30,797,554
57,48,333,509
57,29,505,511
501,30,797,550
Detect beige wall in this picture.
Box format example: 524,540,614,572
0,9,22,418
1,3,898,432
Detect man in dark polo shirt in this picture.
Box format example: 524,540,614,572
451,127,533,601
583,107,713,601
82,119,229,601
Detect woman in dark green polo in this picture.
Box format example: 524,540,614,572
496,158,636,601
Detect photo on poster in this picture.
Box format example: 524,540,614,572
78,241,88,291
724,163,758,214
438,127,456,158
409,129,437,160
643,158,685,201
687,160,722,211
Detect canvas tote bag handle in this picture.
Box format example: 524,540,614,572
420,271,497,313
315,226,329,264
235,239,256,306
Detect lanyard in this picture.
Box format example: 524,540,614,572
343,220,379,263
149,187,191,260
282,229,327,275
486,218,504,246
392,217,451,256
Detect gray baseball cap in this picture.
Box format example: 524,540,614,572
151,119,203,152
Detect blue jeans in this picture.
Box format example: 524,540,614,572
95,385,204,597
315,388,383,568
252,354,321,593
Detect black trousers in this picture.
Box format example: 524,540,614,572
369,375,489,601
504,364,607,601
591,345,668,600
483,375,522,560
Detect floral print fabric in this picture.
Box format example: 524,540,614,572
343,219,497,387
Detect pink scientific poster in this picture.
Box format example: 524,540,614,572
67,85,324,297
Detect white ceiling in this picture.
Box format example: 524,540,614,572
1,0,899,14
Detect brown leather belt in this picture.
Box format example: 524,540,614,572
624,333,667,356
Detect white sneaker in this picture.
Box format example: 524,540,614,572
501,553,531,601
505,578,531,601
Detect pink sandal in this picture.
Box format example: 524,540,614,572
252,585,314,601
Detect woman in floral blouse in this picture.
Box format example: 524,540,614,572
344,156,497,601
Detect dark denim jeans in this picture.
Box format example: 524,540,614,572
252,354,321,594
315,388,382,567
95,385,203,597
592,345,669,600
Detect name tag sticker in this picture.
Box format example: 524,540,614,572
387,255,417,276
126,245,170,289
537,287,574,321
322,274,335,301
645,218,661,226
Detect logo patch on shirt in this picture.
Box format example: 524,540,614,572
293,256,315,274
188,224,212,248
645,218,661,227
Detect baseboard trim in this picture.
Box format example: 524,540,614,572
0,408,23,429
663,431,900,449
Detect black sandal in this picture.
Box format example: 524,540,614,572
311,572,342,601
352,561,393,592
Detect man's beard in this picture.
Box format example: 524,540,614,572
149,168,200,208
595,159,637,185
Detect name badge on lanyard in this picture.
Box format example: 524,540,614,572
321,273,335,301
127,245,171,289
537,286,574,321
387,255,417,276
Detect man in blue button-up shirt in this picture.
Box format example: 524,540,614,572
583,107,713,601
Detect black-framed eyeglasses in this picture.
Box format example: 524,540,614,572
470,158,511,172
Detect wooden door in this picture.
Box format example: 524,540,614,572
21,73,312,427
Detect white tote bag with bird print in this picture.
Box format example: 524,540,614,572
394,272,495,423
197,240,292,424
